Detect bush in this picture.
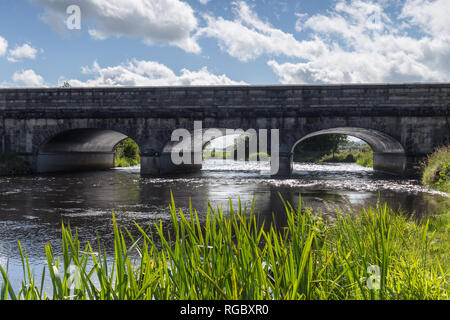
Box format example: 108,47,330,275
345,153,356,162
318,149,372,167
355,149,374,168
422,146,450,193
114,138,140,167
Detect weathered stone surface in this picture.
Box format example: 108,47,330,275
0,84,449,176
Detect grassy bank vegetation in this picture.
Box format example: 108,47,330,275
114,138,140,167
422,146,450,193
1,195,447,300
319,147,373,168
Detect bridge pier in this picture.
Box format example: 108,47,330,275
373,153,408,176
140,152,202,176
274,152,294,177
373,153,426,176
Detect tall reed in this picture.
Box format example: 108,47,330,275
0,194,448,300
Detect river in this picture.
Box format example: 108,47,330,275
0,159,448,293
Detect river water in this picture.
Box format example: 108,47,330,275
0,160,448,293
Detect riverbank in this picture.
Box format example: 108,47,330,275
422,146,450,193
1,196,447,300
0,152,31,176
318,149,373,168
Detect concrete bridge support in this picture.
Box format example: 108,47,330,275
372,153,408,176
272,152,294,177
140,152,202,176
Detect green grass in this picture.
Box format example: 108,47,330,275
422,146,450,193
0,194,448,300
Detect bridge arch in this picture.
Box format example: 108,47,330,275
287,127,407,176
36,128,140,173
162,127,259,159
151,128,244,176
291,127,405,154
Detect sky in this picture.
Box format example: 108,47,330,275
0,0,449,88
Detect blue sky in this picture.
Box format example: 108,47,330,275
0,0,449,87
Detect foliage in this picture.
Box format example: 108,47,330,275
294,135,349,162
317,147,373,168
0,195,447,300
355,147,374,168
114,138,140,167
422,146,450,193
320,151,357,163
436,164,449,187
248,153,270,161
203,150,229,160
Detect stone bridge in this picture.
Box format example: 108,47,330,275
0,83,449,176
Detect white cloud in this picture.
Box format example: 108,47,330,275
12,69,45,87
400,0,450,36
0,36,7,56
196,0,449,84
32,0,201,53
198,1,328,62
7,43,38,62
63,59,246,87
199,0,211,4
268,0,450,84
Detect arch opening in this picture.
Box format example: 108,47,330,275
293,133,373,167
160,128,272,174
37,128,140,173
202,134,264,162
290,128,407,176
